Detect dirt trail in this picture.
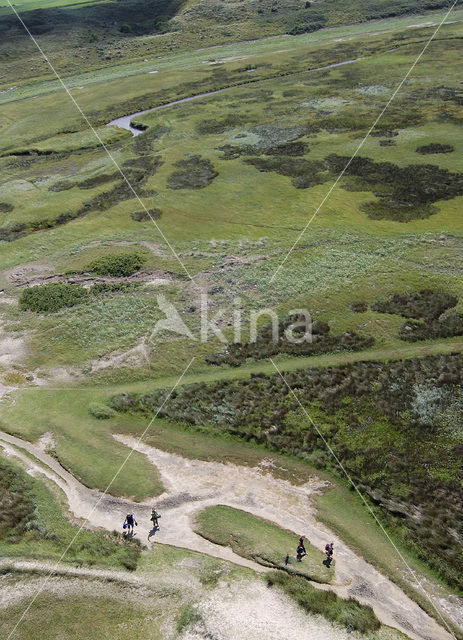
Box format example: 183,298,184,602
0,430,459,640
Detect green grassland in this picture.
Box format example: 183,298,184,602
0,388,164,500
0,0,458,88
1,20,463,377
0,594,167,640
0,10,462,637
194,504,332,582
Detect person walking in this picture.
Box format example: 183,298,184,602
324,542,334,566
296,544,307,562
124,513,137,534
150,507,161,529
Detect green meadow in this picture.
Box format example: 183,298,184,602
1,7,463,638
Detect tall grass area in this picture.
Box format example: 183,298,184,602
194,505,332,583
267,571,380,634
0,455,141,570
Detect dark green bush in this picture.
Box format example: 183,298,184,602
87,252,146,276
206,314,372,366
264,141,309,156
284,9,327,35
325,154,463,221
0,459,37,542
196,115,246,135
371,289,457,320
0,202,14,213
78,172,119,189
245,156,327,189
349,301,367,313
19,283,89,313
399,312,463,342
89,403,117,420
167,155,218,190
130,207,162,222
415,143,454,155
267,572,380,633
48,179,74,192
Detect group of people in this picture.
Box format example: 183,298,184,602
122,512,334,569
123,508,161,536
295,536,334,566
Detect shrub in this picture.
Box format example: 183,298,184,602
0,202,14,213
196,115,245,135
245,156,327,189
19,283,89,313
399,311,463,342
206,314,373,366
0,459,37,541
349,301,367,313
130,207,162,222
167,155,218,190
267,572,380,633
416,143,454,155
78,172,119,189
48,180,74,192
86,252,146,276
325,154,463,221
371,289,457,320
264,141,309,156
88,403,116,420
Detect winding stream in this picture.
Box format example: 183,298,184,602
107,57,363,136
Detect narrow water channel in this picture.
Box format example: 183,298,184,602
107,57,363,136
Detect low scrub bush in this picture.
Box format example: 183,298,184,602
245,156,327,189
415,143,454,155
399,311,463,342
196,115,246,135
88,403,117,419
206,314,373,366
0,459,37,542
267,572,380,633
325,154,463,221
130,207,162,222
19,283,88,313
167,155,218,190
86,252,146,276
264,141,309,156
371,289,457,320
0,222,27,242
0,202,14,213
48,179,74,192
349,301,367,313
78,172,119,189
284,9,327,35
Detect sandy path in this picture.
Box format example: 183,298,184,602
0,430,458,640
